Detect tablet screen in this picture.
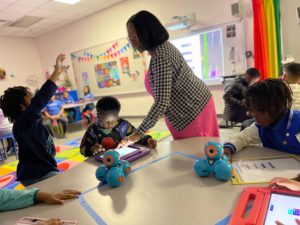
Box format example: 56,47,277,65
99,146,138,158
264,193,300,225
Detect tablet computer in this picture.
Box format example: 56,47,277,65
229,187,300,225
264,192,300,225
16,217,78,225
95,145,151,163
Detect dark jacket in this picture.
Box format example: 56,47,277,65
13,80,59,181
223,76,250,122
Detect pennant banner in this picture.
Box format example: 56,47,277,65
71,42,131,63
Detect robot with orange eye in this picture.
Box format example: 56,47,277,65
194,141,233,181
95,150,131,187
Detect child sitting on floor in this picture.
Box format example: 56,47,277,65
0,54,67,186
80,96,157,157
223,79,300,157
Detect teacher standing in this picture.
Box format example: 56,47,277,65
119,10,219,147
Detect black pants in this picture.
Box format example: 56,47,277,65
65,108,76,122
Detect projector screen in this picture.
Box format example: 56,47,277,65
171,29,224,85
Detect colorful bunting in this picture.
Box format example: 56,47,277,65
71,41,132,63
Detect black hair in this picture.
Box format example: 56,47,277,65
246,79,292,118
283,62,300,78
127,10,169,51
245,68,261,78
83,85,91,95
96,96,121,113
0,86,29,123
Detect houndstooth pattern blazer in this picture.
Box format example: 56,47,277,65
137,41,212,133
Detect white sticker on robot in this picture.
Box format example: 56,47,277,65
296,133,300,143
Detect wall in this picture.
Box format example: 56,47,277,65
281,0,300,61
0,37,43,95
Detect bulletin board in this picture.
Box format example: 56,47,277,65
71,37,149,97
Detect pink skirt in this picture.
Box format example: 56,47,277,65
165,97,219,140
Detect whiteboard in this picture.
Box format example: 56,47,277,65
171,19,246,85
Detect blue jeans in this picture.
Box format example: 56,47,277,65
20,171,59,186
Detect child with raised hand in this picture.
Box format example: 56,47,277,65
223,79,300,158
0,54,68,186
80,96,156,157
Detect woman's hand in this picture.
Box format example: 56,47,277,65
147,138,157,148
116,132,142,149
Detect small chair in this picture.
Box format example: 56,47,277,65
50,119,64,138
0,134,18,160
81,110,96,129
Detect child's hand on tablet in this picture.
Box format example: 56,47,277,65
268,177,300,192
275,218,300,225
147,138,157,148
91,143,105,155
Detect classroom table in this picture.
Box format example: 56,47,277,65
0,137,293,225
63,100,94,110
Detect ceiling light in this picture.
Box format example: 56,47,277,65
54,0,81,5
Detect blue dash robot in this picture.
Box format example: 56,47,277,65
194,141,233,181
95,150,131,187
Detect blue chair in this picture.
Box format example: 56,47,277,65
0,134,18,160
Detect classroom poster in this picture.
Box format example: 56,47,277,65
94,61,121,89
120,57,130,75
81,72,89,86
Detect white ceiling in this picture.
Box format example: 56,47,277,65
0,0,125,37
